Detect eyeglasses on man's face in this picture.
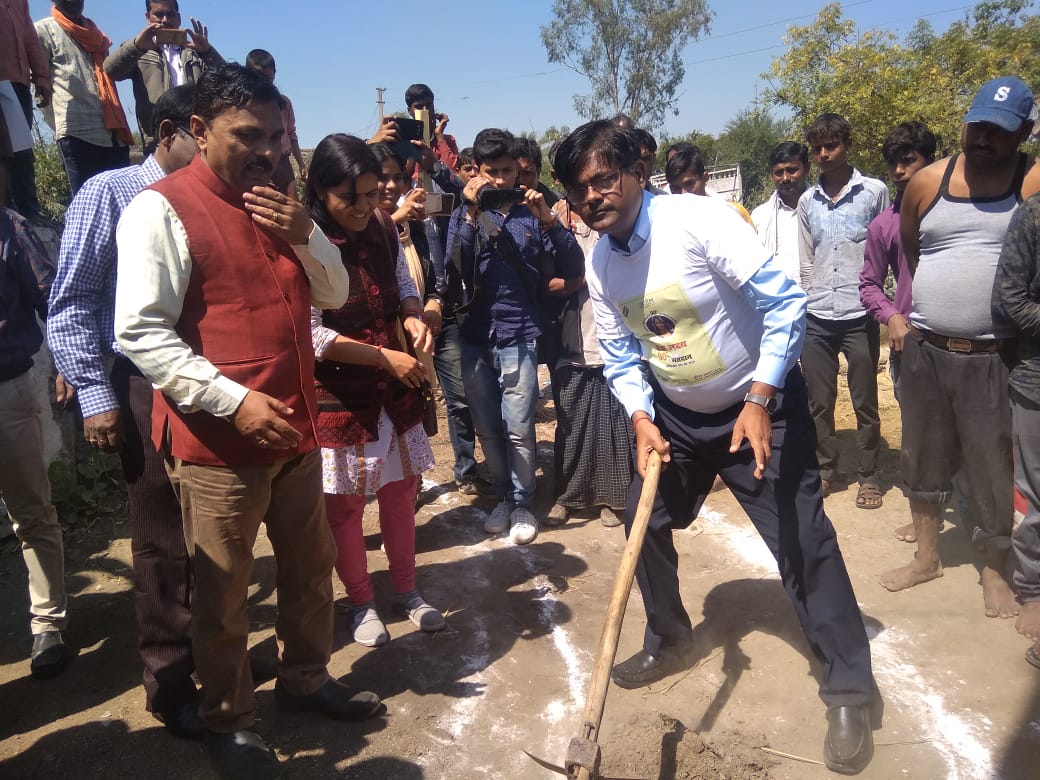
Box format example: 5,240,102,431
565,169,624,206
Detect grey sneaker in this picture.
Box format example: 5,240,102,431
600,507,624,528
394,590,445,632
543,503,569,527
350,603,388,647
509,507,539,545
484,500,511,534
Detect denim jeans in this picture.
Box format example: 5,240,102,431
57,136,130,195
4,83,40,217
461,338,539,508
433,322,477,483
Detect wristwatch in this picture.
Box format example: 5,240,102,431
743,392,777,415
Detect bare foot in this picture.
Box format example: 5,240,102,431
892,522,916,543
981,566,1020,619
879,556,943,591
1015,601,1040,642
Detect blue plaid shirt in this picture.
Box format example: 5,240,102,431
48,156,166,417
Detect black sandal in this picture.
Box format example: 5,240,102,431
856,483,883,509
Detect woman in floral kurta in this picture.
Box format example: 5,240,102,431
306,134,442,647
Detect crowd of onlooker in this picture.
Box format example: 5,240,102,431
3,1,1040,777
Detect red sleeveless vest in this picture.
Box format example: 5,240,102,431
147,156,318,465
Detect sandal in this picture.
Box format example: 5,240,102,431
856,483,883,510
1027,644,1040,671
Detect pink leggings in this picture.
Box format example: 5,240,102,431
324,475,418,606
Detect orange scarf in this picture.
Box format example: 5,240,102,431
50,6,133,145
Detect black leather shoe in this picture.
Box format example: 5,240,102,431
30,631,72,679
824,705,874,775
248,654,278,687
204,728,279,780
611,648,683,689
274,678,382,721
155,700,204,740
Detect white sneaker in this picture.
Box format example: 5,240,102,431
509,507,539,545
350,603,388,647
484,500,511,534
394,590,446,632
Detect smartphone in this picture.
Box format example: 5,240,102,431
477,187,525,212
424,192,455,217
154,28,188,46
394,117,425,143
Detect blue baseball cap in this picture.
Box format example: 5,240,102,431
964,76,1034,131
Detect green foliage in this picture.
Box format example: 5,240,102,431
538,125,572,187
32,127,71,224
541,0,713,130
764,0,1040,178
716,108,795,208
48,450,126,527
657,107,793,208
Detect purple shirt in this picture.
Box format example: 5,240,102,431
859,199,911,324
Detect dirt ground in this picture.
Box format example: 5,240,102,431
1,358,1039,779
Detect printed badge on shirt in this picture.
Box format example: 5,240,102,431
619,281,727,386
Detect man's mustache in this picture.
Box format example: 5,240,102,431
247,158,274,174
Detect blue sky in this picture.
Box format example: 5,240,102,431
29,0,993,148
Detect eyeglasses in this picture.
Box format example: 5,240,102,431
565,169,623,206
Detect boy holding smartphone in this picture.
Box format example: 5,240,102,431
445,128,584,544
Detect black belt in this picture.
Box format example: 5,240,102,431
908,324,1005,354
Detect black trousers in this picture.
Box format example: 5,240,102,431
111,357,195,712
625,368,876,707
800,314,881,484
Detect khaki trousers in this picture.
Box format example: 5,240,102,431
166,447,335,732
0,370,66,635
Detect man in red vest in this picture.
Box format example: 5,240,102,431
113,63,376,779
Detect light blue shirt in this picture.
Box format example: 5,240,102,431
596,191,806,419
48,156,166,418
797,168,889,321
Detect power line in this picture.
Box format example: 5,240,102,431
695,0,874,42
683,3,977,68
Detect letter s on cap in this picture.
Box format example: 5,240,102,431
995,86,1011,102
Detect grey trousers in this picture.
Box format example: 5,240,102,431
801,314,881,484
1012,390,1040,602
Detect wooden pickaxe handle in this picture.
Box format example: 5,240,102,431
568,450,663,780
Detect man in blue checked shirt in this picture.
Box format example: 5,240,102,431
552,121,879,776
47,84,221,739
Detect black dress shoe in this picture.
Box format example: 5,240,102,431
204,728,279,780
611,648,683,689
824,705,874,775
30,631,73,679
248,654,278,687
274,678,383,721
155,700,205,740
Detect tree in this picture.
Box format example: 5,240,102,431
763,1,1040,178
716,107,793,208
541,0,713,131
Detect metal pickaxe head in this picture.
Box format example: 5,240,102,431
565,737,601,777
